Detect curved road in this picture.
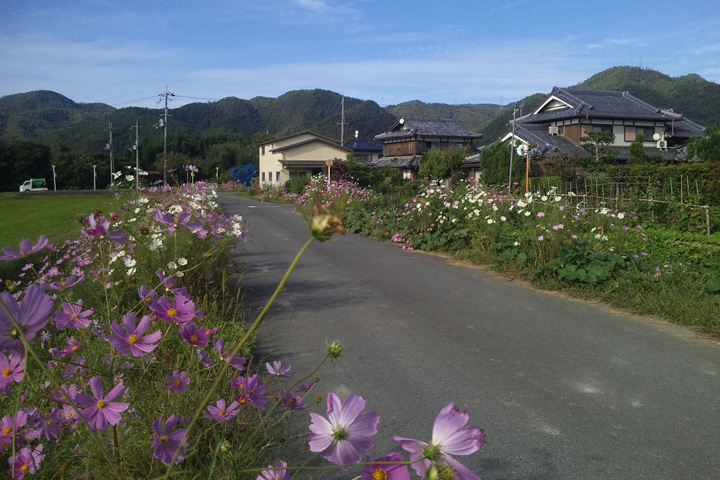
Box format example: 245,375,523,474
219,194,720,480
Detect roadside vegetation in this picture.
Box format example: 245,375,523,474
258,150,720,339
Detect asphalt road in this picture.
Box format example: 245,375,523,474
218,193,720,480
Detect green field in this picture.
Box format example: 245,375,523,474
0,192,121,247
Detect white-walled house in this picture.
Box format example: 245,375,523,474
257,131,349,186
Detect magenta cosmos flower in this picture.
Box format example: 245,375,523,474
178,322,216,347
0,350,25,390
7,444,45,479
149,295,197,323
204,399,240,424
257,460,290,480
230,374,268,409
393,403,485,480
54,300,93,330
74,377,129,430
0,284,54,352
108,312,162,357
0,235,49,261
43,274,85,290
165,370,190,393
361,453,410,480
266,360,294,378
152,414,187,465
308,393,379,466
155,208,203,232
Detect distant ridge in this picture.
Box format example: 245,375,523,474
1,67,717,152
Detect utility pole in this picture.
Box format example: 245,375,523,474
338,96,347,146
133,120,140,189
508,102,523,193
106,123,114,185
159,86,175,186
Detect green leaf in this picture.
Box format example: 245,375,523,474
703,277,720,293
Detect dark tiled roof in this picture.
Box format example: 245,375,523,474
342,140,383,152
521,87,676,123
374,118,481,141
369,155,420,168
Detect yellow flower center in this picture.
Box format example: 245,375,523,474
97,400,105,409
2,427,11,435
20,465,28,473
168,308,177,317
160,435,168,443
72,313,78,319
60,281,66,287
46,420,52,426
128,334,138,344
190,335,198,342
2,368,10,377
71,345,78,351
219,410,225,416
174,380,180,386
65,411,72,418
372,469,387,480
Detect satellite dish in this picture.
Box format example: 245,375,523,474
652,133,661,141
516,144,528,156
399,118,405,124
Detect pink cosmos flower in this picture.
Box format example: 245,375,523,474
0,284,54,352
361,453,410,480
155,208,203,232
108,313,162,357
266,361,294,378
74,377,129,430
44,274,85,290
0,235,50,260
165,370,190,393
204,399,240,424
54,300,93,330
178,322,215,347
149,295,197,323
213,338,246,371
152,415,187,465
7,444,45,479
308,393,379,466
257,460,290,480
0,350,24,390
230,374,268,409
393,403,485,480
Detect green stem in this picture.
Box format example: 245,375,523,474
162,236,316,478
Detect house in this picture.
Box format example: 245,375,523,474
258,131,385,186
373,118,482,180
498,87,705,162
258,131,348,186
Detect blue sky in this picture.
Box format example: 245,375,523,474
2,0,719,109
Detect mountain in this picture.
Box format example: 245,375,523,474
1,67,718,153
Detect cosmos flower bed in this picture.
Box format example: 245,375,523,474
0,182,488,479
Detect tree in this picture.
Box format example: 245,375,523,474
580,130,616,165
628,134,648,164
686,124,720,162
418,147,468,180
479,141,524,186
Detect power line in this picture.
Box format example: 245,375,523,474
112,96,159,107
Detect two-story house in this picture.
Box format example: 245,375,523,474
372,118,482,180
499,87,705,161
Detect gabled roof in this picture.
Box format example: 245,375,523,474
271,136,347,153
374,118,481,141
522,87,677,123
257,130,339,147
370,155,420,169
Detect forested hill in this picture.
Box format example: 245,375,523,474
1,67,718,153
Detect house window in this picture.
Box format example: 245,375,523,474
625,126,655,142
261,172,266,182
261,146,265,155
275,171,280,182
592,125,613,134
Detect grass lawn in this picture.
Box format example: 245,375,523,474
0,191,122,247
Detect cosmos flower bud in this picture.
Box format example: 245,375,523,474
310,213,345,241
326,340,343,360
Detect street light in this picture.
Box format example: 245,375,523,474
51,165,57,191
